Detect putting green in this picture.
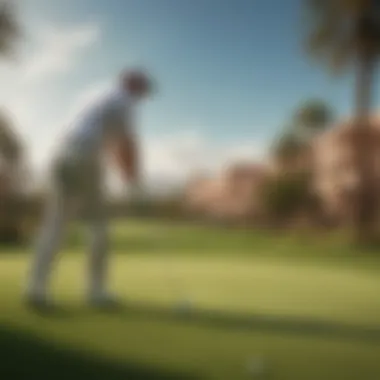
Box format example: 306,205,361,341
0,220,380,380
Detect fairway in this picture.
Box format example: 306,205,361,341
1,220,380,380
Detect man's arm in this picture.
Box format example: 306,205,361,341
105,94,140,184
112,134,139,184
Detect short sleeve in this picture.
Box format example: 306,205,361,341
103,91,134,138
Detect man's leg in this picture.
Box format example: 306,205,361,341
87,211,110,301
83,171,118,306
26,189,68,304
26,156,78,306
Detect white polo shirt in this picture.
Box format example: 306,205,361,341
59,85,134,163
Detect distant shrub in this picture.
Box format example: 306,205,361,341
262,171,318,223
0,195,28,245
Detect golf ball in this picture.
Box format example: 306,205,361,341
246,356,266,377
175,299,193,314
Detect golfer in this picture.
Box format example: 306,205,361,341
26,68,153,309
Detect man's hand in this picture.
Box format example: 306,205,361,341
112,135,139,184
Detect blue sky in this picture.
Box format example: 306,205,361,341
0,0,364,186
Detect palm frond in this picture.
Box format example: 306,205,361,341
294,99,334,130
0,112,22,164
304,0,380,72
0,1,20,57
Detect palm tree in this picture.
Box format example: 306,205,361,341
0,2,23,243
0,0,20,58
0,113,22,164
273,100,333,172
293,98,334,140
305,0,380,242
0,111,26,243
292,99,334,182
272,130,304,172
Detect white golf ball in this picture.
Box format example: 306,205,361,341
246,356,266,377
175,299,193,314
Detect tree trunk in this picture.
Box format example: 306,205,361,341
352,53,377,244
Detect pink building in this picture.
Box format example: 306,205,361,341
312,115,380,222
184,162,268,221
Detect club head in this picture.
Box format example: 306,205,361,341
174,299,194,315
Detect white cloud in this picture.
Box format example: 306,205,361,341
0,21,103,182
0,21,102,129
105,130,268,196
142,131,268,187
22,22,100,83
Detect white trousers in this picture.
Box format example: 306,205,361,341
27,154,109,298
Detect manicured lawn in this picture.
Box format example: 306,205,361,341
1,219,380,379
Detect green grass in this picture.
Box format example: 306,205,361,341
1,219,380,379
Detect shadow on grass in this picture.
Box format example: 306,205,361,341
46,301,380,346
0,324,198,380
